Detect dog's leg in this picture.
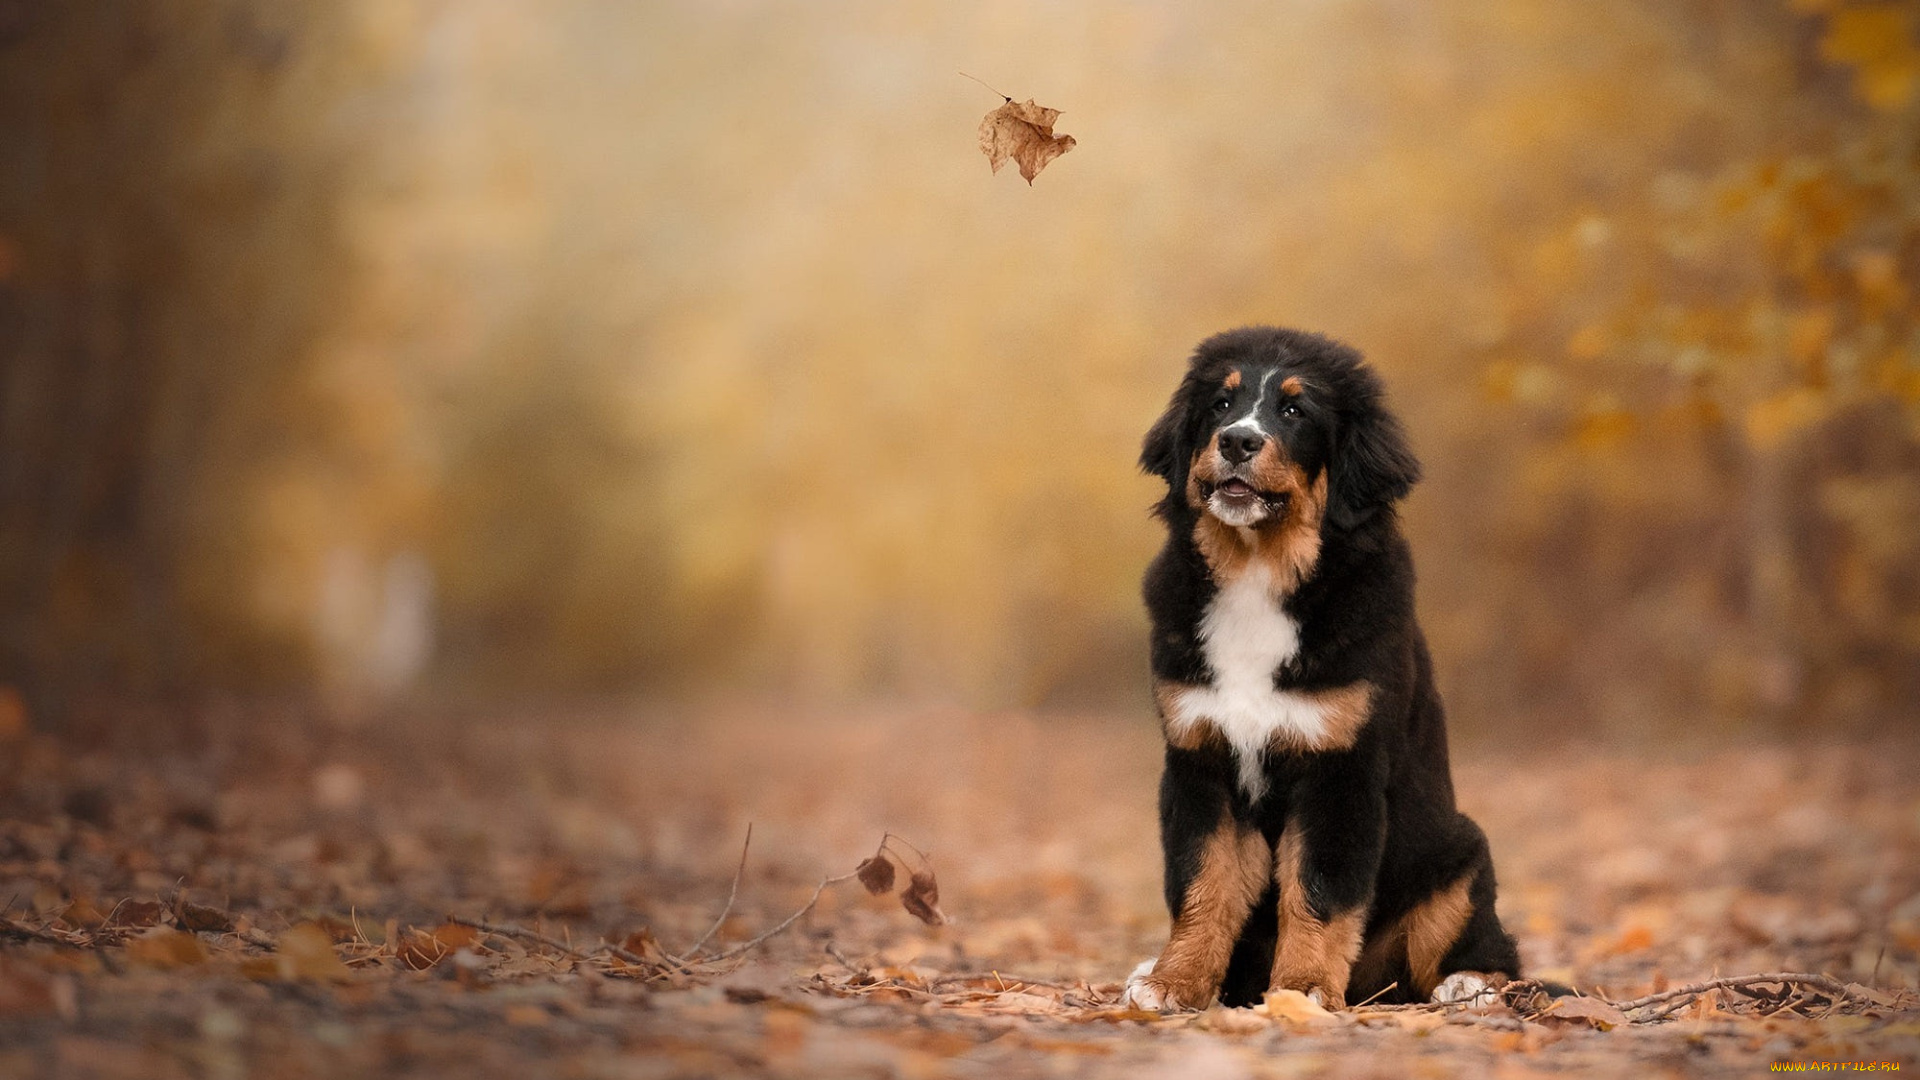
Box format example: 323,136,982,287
1268,757,1385,1008
1123,748,1270,1012
1425,817,1521,1003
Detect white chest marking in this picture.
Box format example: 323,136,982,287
1164,565,1334,801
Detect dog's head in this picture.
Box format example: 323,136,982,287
1140,327,1420,532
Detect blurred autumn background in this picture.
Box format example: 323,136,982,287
4,0,1919,735
5,4,1920,1076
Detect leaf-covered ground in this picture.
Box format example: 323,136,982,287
2,706,1916,1078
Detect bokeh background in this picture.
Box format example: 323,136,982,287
3,0,1918,740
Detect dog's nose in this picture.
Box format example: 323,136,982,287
1219,429,1266,465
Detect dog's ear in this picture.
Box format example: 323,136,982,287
1327,399,1421,530
1140,382,1194,513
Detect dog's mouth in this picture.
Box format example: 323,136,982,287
1202,477,1290,514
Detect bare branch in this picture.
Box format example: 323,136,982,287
674,822,752,963
447,916,589,960
1611,972,1854,1013
698,870,861,964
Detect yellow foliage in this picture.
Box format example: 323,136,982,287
1822,5,1920,110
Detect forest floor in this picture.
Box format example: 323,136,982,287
1,702,1917,1078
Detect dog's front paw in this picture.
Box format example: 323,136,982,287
1120,959,1211,1012
1431,971,1498,1005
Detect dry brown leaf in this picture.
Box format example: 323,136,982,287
176,901,236,934
396,928,451,971
1541,996,1626,1030
109,900,168,928
1258,988,1339,1028
274,923,354,982
855,855,896,895
618,927,668,964
124,927,208,969
900,870,947,926
1196,1006,1269,1034
977,98,1075,184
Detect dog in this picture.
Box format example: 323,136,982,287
1121,326,1521,1012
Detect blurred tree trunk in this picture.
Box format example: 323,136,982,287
0,5,359,727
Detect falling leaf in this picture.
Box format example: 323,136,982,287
856,856,896,895
1541,996,1626,1030
977,99,1076,184
900,871,947,926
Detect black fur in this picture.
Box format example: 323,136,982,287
1139,326,1519,1007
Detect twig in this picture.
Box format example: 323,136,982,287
448,916,589,960
880,832,931,866
1612,972,1854,1013
927,972,1086,992
674,823,753,963
958,71,1012,103
698,870,861,964
1351,981,1400,1009
1,921,82,947
97,898,130,930
825,942,865,973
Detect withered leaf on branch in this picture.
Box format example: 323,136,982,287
900,870,947,926
855,855,897,895
977,99,1075,184
175,900,236,934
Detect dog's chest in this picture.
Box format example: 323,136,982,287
1166,567,1337,799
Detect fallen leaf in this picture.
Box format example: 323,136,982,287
124,927,208,969
274,923,354,982
1196,1006,1268,1034
900,871,947,926
856,856,896,895
617,927,667,965
1259,988,1338,1027
1541,996,1626,1030
977,98,1075,184
176,901,236,934
109,900,168,928
396,929,451,971
431,922,481,951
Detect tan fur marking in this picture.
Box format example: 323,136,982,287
1346,875,1477,1000
1189,465,1328,596
1160,679,1375,755
1269,824,1365,1006
1280,376,1304,395
1142,813,1271,1010
1223,370,1242,390
1269,681,1374,753
1153,679,1221,750
1403,876,1475,998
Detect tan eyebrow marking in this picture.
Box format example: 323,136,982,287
1280,376,1304,395
1223,370,1242,390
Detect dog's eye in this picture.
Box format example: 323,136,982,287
1279,401,1301,418
1211,398,1232,413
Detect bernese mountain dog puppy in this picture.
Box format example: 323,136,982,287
1122,326,1520,1012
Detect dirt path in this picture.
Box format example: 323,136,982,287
2,707,1915,1077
